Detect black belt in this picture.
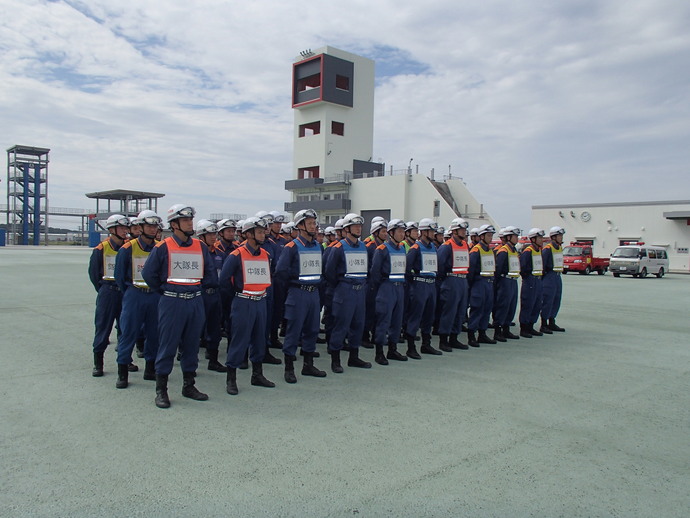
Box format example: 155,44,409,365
135,286,152,293
413,277,436,284
236,292,267,301
163,290,201,299
103,284,120,291
345,283,365,291
447,273,467,278
204,288,218,295
296,284,318,292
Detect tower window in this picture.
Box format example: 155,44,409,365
298,166,320,179
331,121,344,136
299,121,321,137
297,73,321,92
335,75,350,91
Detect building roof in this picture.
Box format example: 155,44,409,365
533,200,690,209
85,189,165,200
663,211,690,220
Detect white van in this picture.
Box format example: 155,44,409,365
609,245,669,278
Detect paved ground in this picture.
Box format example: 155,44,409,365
1,246,689,517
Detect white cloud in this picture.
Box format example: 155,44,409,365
1,0,688,230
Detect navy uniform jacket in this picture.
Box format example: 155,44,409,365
370,241,405,289
324,237,368,286
114,236,156,292
88,236,123,291
468,243,491,286
495,244,516,278
275,235,322,287
142,233,217,293
405,240,437,281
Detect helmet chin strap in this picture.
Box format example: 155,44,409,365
141,230,157,240
183,229,195,237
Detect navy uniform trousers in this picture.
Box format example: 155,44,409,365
283,285,320,357
374,281,404,347
438,276,468,335
494,276,518,327
519,276,543,325
116,287,160,365
541,272,562,320
92,284,122,354
201,288,223,352
156,294,205,375
468,276,494,332
329,282,366,351
226,296,267,369
406,280,436,337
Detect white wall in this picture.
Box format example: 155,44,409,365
532,201,690,272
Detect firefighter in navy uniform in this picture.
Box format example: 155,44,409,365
362,218,388,349
436,217,471,352
370,219,409,364
467,224,497,347
519,228,546,338
219,217,276,395
541,226,566,333
88,214,129,377
405,218,442,357
196,219,228,372
493,226,521,341
113,210,163,388
324,213,372,373
275,209,328,383
141,205,217,408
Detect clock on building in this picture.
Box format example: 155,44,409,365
581,211,591,222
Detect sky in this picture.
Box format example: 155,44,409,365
1,0,689,231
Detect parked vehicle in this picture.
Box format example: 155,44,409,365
609,243,669,278
562,241,610,275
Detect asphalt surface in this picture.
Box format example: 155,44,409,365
1,246,688,517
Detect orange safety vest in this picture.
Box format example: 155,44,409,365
165,236,204,285
447,238,469,274
235,245,271,296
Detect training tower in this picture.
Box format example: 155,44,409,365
6,145,50,245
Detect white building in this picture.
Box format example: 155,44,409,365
532,200,690,273
285,46,495,230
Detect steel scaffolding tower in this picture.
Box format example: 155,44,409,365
6,145,50,245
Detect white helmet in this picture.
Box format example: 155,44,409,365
283,221,296,233
269,211,287,223
236,220,245,231
324,226,336,236
549,226,566,237
497,227,506,238
528,227,546,238
342,213,364,228
242,217,269,233
469,227,479,236
435,226,445,235
370,218,388,234
418,218,438,231
478,224,496,236
405,221,419,232
294,208,318,226
105,214,129,229
256,211,274,224
387,219,406,232
444,229,451,239
167,204,195,223
217,218,237,231
334,218,345,231
196,219,218,236
449,218,469,231
128,216,140,226
137,210,163,228
503,226,521,237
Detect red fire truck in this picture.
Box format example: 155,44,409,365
562,241,610,275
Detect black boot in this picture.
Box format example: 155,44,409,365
263,348,282,365
361,330,374,349
135,338,145,358
127,362,139,372
143,360,156,380
493,327,507,342
116,363,129,389
468,331,480,348
182,372,209,400
503,325,520,340
302,352,327,377
406,334,421,359
330,349,344,373
529,324,543,337
449,334,469,350
540,318,553,334
92,351,104,377
155,374,170,408
549,318,565,332
348,348,372,368
207,349,228,372
374,344,389,365
478,330,497,344
420,333,442,355
519,324,533,338
226,368,238,395
250,362,275,388
284,355,297,384
270,330,283,349
386,343,408,361
439,334,452,353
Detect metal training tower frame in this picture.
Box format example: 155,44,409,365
6,145,50,245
